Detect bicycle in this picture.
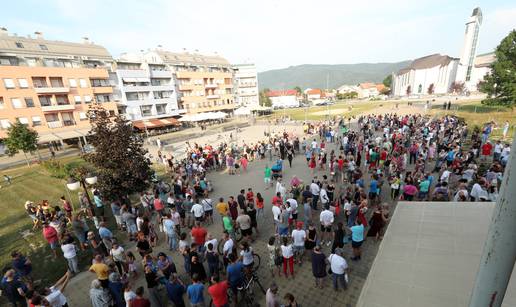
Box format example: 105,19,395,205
238,270,266,307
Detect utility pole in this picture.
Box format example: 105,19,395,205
469,132,516,307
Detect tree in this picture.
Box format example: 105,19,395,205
383,75,392,88
450,81,465,94
293,86,302,95
406,85,412,96
259,89,272,107
84,104,153,201
427,83,435,95
479,30,516,107
380,87,391,95
5,120,38,166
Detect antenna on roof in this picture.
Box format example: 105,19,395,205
34,31,43,39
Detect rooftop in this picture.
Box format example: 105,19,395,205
397,54,458,75
357,201,516,307
0,30,112,61
266,89,298,97
155,50,230,67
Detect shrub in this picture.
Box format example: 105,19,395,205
41,160,67,179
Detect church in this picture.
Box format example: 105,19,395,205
391,7,495,96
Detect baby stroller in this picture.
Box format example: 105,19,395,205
271,159,283,180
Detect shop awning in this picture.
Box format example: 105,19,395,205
122,77,138,82
132,117,179,130
53,130,84,139
38,133,60,144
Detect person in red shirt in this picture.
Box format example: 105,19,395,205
153,196,164,216
271,192,282,207
208,276,229,307
191,222,207,247
481,141,493,160
132,286,151,307
246,188,254,204
42,222,59,258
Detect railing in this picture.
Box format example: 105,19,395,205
63,120,76,126
47,121,63,128
34,86,70,94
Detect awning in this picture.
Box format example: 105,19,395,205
53,130,84,139
38,133,60,144
122,77,138,82
158,118,180,126
132,117,179,130
136,78,150,83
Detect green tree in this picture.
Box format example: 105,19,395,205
293,86,302,95
480,30,516,107
84,104,153,201
259,89,272,107
5,120,38,166
383,75,392,88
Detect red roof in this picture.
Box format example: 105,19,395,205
266,90,298,97
307,89,322,95
359,82,377,89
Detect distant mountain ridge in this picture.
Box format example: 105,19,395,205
257,61,411,90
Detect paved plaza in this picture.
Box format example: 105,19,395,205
63,122,396,307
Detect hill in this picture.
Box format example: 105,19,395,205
257,61,411,90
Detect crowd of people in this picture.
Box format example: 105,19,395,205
1,112,511,307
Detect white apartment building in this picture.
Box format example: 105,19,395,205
114,54,180,122
232,64,259,107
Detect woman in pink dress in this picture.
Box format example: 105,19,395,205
428,142,436,160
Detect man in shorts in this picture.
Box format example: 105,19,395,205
235,211,252,241
319,207,334,246
291,222,306,264
183,195,194,228
264,165,272,189
348,219,364,261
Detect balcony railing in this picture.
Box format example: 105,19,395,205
63,120,76,126
47,121,63,128
206,94,220,99
204,83,217,89
41,104,76,112
34,86,70,94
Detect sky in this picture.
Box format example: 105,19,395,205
1,0,515,72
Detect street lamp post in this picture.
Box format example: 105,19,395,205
66,173,98,210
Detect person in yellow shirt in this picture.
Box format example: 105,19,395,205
216,197,229,229
89,254,109,288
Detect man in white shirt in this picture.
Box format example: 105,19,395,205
43,271,71,307
319,208,334,246
291,223,306,264
470,178,488,201
191,202,204,222
319,187,329,209
310,181,321,210
285,198,298,222
328,248,348,291
222,231,234,269
440,168,451,183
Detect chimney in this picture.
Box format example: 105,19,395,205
34,31,43,39
82,37,90,44
0,27,7,36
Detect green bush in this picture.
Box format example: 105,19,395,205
41,160,67,179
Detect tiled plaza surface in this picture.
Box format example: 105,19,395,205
63,123,396,307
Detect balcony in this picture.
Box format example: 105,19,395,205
123,85,152,92
179,84,194,91
47,121,63,129
92,86,113,94
204,83,217,89
63,120,76,126
41,104,75,112
34,86,70,94
117,69,148,79
206,94,220,99
150,70,172,78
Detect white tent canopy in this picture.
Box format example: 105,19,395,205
234,107,251,115
179,112,228,122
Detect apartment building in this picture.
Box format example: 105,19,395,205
0,28,117,144
113,53,181,130
143,50,235,114
232,63,259,107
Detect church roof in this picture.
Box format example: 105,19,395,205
396,54,458,75
474,52,495,68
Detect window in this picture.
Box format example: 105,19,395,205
140,105,152,117
55,95,69,105
24,98,35,107
95,94,111,103
39,96,52,106
17,117,29,125
11,98,23,109
3,78,15,89
69,79,77,87
0,97,3,109
44,114,59,123
79,112,88,120
15,42,24,48
31,116,41,126
32,77,47,88
79,79,88,88
49,77,64,87
74,95,82,103
18,79,28,88
0,119,10,129
39,44,48,50
156,104,167,115
84,95,92,103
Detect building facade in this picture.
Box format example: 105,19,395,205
114,54,180,122
232,63,259,107
143,50,235,114
0,29,117,143
455,7,483,89
267,90,299,109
